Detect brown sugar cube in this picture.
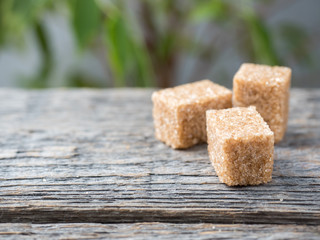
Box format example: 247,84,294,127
206,106,274,186
152,80,232,149
233,63,291,143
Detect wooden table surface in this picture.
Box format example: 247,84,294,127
0,88,319,239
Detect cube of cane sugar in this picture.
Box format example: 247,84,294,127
233,63,291,143
152,80,232,149
206,106,274,186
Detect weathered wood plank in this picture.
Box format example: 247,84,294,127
0,89,319,224
0,223,319,240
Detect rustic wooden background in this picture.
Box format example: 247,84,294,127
0,89,319,239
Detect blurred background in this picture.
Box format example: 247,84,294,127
0,0,319,89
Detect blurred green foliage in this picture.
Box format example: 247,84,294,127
0,0,313,88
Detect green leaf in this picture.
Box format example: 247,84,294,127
0,0,50,45
0,0,13,45
190,0,229,22
71,0,101,49
11,0,50,26
23,22,52,88
242,10,281,65
104,12,127,87
131,40,155,87
102,3,154,87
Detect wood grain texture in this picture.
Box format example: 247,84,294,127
0,223,319,240
0,89,319,224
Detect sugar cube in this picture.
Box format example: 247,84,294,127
206,106,274,186
152,80,232,149
233,63,291,143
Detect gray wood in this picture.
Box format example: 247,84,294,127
0,223,319,240
0,89,319,224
